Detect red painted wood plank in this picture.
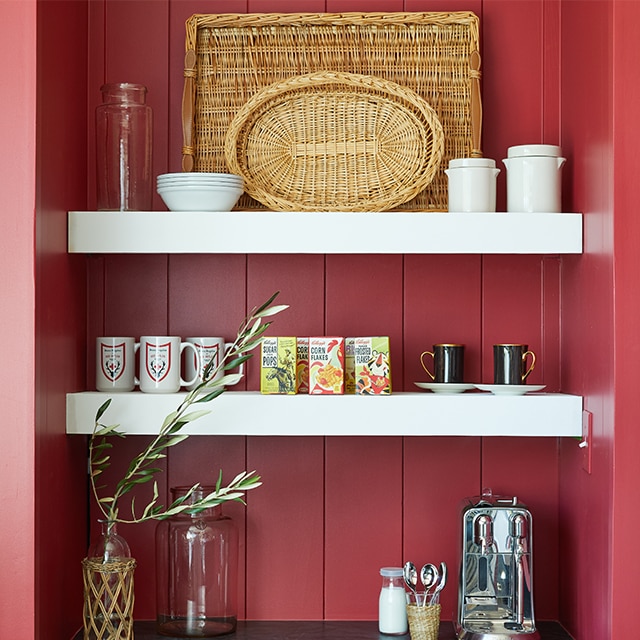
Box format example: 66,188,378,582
404,255,482,389
324,437,403,619
86,256,106,390
325,255,404,389
482,0,545,212
246,254,326,391
246,437,325,619
168,254,248,388
481,255,546,386
542,257,561,392
403,436,481,622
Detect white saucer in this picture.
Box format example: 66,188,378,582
414,382,475,394
473,384,546,396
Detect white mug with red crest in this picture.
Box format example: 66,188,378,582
139,336,199,393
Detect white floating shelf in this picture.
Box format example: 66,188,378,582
66,391,583,437
68,211,583,255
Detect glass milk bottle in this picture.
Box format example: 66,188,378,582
95,82,153,211
378,567,408,635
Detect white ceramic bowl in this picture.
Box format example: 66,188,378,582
157,172,243,181
157,185,244,212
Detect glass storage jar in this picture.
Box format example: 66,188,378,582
156,487,239,637
95,82,153,211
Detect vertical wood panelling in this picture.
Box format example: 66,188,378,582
325,254,404,388
246,254,326,390
246,437,325,619
324,437,403,619
481,255,546,386
404,255,482,388
403,436,481,623
542,257,561,392
79,0,572,628
482,0,545,212
168,254,248,387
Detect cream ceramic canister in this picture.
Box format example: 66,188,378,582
503,144,566,213
445,158,500,212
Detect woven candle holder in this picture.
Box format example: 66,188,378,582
406,602,441,640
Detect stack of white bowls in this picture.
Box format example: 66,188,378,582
156,172,244,211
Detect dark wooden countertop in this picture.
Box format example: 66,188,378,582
74,620,574,639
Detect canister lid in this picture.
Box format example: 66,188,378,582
448,157,496,169
380,567,404,577
507,144,563,158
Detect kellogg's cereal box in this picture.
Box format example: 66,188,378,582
296,338,309,394
353,337,392,395
260,337,297,394
344,337,356,394
308,337,345,395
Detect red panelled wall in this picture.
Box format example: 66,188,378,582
85,0,567,626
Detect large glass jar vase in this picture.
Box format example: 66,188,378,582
156,487,239,637
95,82,153,211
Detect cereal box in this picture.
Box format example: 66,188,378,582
260,337,297,394
344,337,356,394
296,338,309,394
308,337,345,395
353,337,392,395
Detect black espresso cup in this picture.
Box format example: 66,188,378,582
493,344,536,384
420,344,465,383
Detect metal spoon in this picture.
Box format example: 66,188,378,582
403,561,419,601
420,563,439,606
429,562,448,605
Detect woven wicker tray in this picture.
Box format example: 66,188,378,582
224,72,444,212
182,12,482,212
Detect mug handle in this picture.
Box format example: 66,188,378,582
522,350,536,381
420,351,436,381
223,342,245,385
133,342,140,386
180,341,201,388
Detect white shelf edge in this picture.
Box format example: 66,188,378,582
68,211,583,255
66,391,583,437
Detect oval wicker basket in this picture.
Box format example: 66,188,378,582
224,71,444,212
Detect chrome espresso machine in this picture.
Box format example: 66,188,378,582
455,491,540,640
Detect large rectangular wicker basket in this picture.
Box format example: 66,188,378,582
182,12,482,212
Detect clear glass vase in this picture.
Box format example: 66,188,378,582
95,82,153,211
82,521,136,640
156,487,239,637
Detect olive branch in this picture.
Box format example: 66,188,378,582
89,291,287,526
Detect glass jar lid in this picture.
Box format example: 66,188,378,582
507,144,562,158
380,567,404,577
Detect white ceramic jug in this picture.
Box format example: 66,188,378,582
445,157,500,212
503,144,566,213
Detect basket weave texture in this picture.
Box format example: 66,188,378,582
406,603,441,640
224,71,444,212
82,557,136,640
182,12,482,211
